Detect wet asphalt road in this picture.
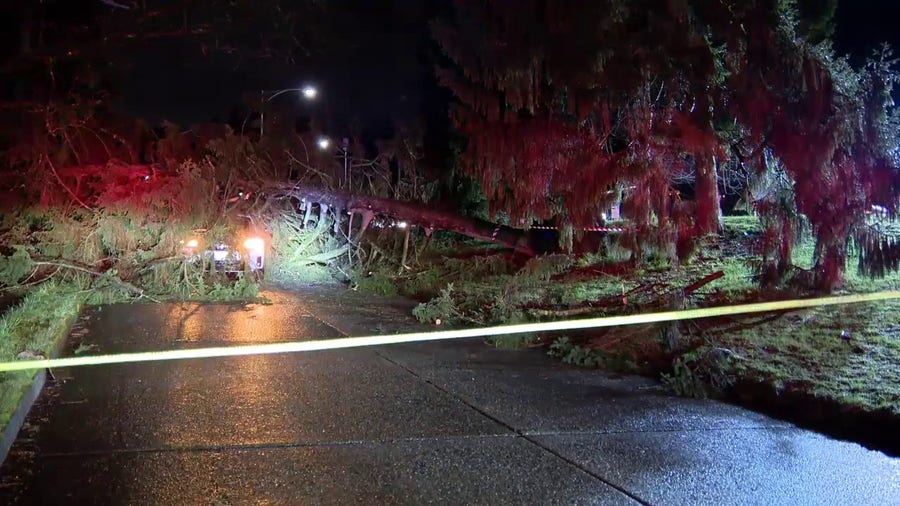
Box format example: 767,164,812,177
1,285,898,505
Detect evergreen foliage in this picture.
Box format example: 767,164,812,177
434,0,900,288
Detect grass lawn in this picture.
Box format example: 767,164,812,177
707,227,900,414
358,215,900,426
712,299,900,414
0,282,84,431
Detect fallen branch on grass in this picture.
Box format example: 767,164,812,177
32,259,160,302
296,245,352,265
681,270,725,296
134,255,184,274
525,271,726,319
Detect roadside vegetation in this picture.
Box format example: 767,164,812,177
353,214,900,435
1,0,899,453
0,192,261,433
0,143,283,431
0,282,83,429
0,205,262,304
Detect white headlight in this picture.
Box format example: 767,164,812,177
244,237,265,250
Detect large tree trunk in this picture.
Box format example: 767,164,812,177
814,239,847,292
694,156,723,234
274,184,535,256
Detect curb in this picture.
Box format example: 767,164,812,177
0,311,80,466
0,369,48,464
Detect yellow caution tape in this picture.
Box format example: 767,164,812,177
1,291,897,373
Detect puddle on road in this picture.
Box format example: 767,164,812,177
263,283,426,335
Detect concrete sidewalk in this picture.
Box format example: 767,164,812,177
1,286,897,505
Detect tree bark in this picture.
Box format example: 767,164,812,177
273,184,535,256
694,156,723,234
814,241,846,292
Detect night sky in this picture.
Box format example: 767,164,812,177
118,0,442,142
834,1,900,62
120,0,900,134
4,1,898,144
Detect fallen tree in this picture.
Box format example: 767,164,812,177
0,157,541,298
268,183,535,256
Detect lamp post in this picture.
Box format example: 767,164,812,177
317,136,351,189
342,137,350,190
259,85,317,137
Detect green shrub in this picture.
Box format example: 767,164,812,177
516,254,574,283
547,336,636,371
661,355,712,398
660,347,739,399
402,267,445,295
549,337,604,367
412,284,460,323
488,333,536,350
0,247,33,286
354,271,400,297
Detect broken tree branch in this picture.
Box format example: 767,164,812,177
269,183,535,256
32,259,159,302
44,155,94,212
681,270,725,297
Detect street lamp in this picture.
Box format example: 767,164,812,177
317,136,351,189
259,85,317,137
301,86,318,99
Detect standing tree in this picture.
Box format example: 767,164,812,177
0,0,338,200
434,0,899,288
433,0,732,258
724,1,899,289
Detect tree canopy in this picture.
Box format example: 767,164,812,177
434,0,899,288
1,0,898,292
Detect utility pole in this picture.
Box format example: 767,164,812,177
259,90,265,137
342,137,350,190
257,86,317,138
